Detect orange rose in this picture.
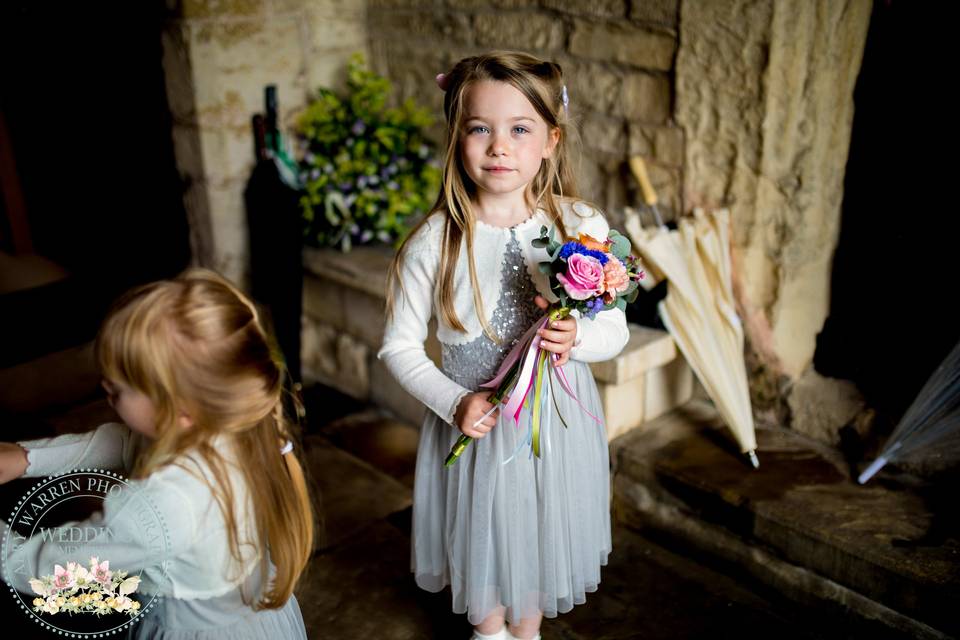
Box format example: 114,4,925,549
577,233,609,253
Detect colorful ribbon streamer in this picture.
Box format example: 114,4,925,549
444,307,604,467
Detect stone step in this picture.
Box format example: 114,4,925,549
302,434,412,552
590,324,694,440
611,400,959,639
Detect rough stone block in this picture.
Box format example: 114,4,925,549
346,290,386,349
206,181,250,287
369,356,427,427
628,0,678,27
628,123,684,167
474,12,564,51
303,246,392,299
581,112,627,156
589,324,676,384
787,369,865,447
621,71,671,123
599,375,647,441
302,320,338,380
336,332,370,397
307,7,367,51
181,0,263,19
542,0,627,18
570,20,675,70
302,320,370,399
564,58,621,116
644,355,693,422
303,272,346,332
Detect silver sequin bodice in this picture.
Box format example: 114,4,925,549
441,230,543,390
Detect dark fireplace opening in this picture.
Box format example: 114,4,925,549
0,2,190,369
815,1,958,427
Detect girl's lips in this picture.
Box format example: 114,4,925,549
484,166,513,173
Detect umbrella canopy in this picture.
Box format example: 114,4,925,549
626,208,758,464
858,339,960,484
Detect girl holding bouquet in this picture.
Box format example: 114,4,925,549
0,270,313,639
379,51,631,640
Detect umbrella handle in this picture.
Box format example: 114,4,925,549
629,156,665,228
629,156,657,205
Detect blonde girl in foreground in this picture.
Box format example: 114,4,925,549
0,269,313,639
379,51,630,639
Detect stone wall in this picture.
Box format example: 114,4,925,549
158,0,873,449
367,0,684,226
675,0,872,442
161,0,367,286
363,0,873,447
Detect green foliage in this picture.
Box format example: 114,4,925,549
297,54,440,251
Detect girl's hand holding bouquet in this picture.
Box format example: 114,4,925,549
445,226,644,467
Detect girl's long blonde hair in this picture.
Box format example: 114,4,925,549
95,269,313,610
387,50,580,338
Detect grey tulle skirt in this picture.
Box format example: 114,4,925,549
128,590,306,639
412,359,612,625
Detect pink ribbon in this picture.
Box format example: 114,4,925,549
481,316,548,390
479,311,602,433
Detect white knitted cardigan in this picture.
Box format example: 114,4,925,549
377,200,630,425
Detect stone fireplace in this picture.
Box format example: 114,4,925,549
151,0,953,464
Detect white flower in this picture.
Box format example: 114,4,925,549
42,595,60,614
28,578,48,596
118,575,141,596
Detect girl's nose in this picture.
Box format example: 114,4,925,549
488,133,508,156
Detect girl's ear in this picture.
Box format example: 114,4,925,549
542,126,561,159
177,411,194,430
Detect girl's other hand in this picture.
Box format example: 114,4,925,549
534,296,576,367
0,442,28,484
454,392,499,439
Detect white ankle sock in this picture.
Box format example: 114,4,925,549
472,627,508,640
506,632,541,640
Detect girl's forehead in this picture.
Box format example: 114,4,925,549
462,80,543,121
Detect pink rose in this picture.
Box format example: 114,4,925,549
557,254,605,300
601,258,630,303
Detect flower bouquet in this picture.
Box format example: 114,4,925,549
28,557,142,616
445,226,645,466
297,54,441,251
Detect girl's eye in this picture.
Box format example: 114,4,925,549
512,126,529,135
468,126,489,135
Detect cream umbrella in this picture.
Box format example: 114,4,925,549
625,158,758,467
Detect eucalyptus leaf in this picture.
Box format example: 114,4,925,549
610,234,631,259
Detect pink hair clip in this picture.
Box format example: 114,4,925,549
435,73,451,91
561,85,569,113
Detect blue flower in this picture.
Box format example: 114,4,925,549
351,119,366,135
583,297,605,319
558,242,609,265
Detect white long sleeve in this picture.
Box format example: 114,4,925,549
19,422,141,477
377,232,472,426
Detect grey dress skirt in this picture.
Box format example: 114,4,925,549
412,230,612,625
128,563,307,639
